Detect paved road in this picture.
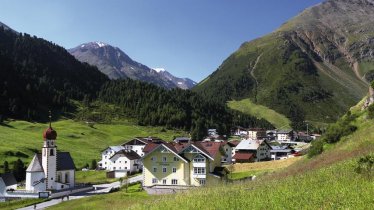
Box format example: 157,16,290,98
18,175,142,210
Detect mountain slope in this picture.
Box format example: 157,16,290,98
68,42,196,89
0,26,109,121
153,68,196,89
194,0,373,128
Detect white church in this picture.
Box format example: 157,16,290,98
26,122,76,192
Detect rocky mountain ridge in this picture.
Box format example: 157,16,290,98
69,42,196,89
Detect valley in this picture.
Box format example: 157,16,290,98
0,0,374,209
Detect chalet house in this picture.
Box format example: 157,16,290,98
221,141,239,164
276,130,295,142
99,137,166,172
229,140,240,161
122,138,149,157
142,141,224,188
297,132,313,142
266,130,277,141
208,129,218,137
270,145,295,160
233,127,248,136
99,146,126,170
233,139,271,163
106,150,141,174
248,128,267,140
0,173,17,197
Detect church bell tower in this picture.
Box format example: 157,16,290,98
42,111,57,190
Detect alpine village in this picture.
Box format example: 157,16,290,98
1,0,374,209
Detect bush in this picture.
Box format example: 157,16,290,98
355,154,374,179
323,114,357,144
368,104,374,119
308,139,324,158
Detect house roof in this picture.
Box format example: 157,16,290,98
277,130,292,134
0,173,17,186
233,152,254,160
173,137,190,143
29,152,75,172
143,142,161,154
122,138,148,146
26,154,44,172
248,128,265,132
235,140,264,150
195,142,222,158
102,146,126,153
110,150,141,160
56,152,76,170
227,140,240,147
142,143,188,163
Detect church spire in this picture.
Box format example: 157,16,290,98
48,110,52,128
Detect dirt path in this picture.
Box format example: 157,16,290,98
250,53,263,86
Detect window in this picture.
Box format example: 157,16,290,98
162,157,167,162
105,156,107,159
153,167,157,173
193,155,205,162
151,157,156,162
162,167,167,173
113,167,116,170
152,178,158,184
172,167,177,173
162,179,167,185
125,161,127,163
171,179,178,185
125,167,127,169
193,167,206,174
199,179,206,185
50,149,54,156
173,157,179,161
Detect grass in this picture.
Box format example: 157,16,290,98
228,98,291,129
0,198,46,210
0,119,188,168
75,170,118,184
228,157,302,180
49,183,149,210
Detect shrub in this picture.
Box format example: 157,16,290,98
368,104,374,119
308,139,324,158
355,154,374,179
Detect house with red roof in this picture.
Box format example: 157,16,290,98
141,141,224,188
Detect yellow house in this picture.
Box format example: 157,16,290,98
142,141,224,187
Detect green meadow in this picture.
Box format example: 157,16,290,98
228,98,291,129
0,119,187,169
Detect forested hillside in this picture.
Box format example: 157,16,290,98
0,26,109,121
80,79,274,139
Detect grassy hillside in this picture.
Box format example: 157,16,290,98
0,120,187,169
50,96,374,209
228,98,291,129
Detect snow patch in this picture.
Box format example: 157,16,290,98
177,82,183,85
95,41,107,48
153,68,166,73
81,44,85,48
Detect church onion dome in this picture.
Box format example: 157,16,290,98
43,126,57,140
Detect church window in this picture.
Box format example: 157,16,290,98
50,149,54,156
65,173,69,183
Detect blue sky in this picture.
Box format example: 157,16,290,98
0,0,323,82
